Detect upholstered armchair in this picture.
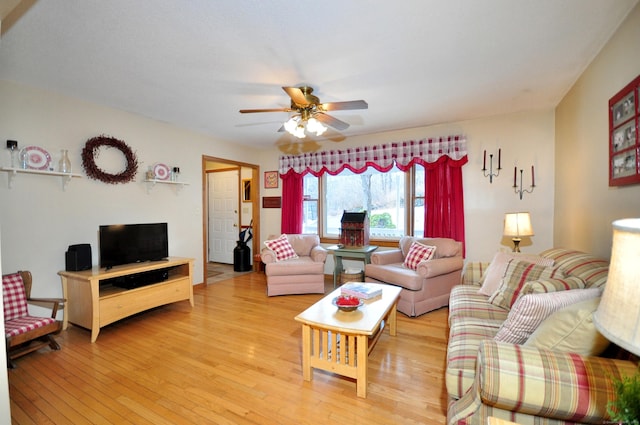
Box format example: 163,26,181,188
364,236,463,316
260,234,328,296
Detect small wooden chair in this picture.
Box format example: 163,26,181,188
2,270,64,368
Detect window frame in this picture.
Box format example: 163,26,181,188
302,165,424,246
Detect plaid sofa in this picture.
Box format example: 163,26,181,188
446,248,638,425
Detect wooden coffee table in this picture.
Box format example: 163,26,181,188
294,283,402,398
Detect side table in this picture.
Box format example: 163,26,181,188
327,245,378,287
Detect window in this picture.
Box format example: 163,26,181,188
303,165,425,240
302,174,319,234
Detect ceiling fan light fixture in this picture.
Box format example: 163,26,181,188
284,116,299,134
284,115,327,138
293,124,306,138
306,117,327,136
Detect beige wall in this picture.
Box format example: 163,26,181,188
0,80,262,296
555,3,640,259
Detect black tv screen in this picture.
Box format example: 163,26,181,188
99,223,169,269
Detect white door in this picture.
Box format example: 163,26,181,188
208,170,239,264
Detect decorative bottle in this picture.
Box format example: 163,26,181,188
58,149,71,173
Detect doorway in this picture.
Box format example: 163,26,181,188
202,156,259,282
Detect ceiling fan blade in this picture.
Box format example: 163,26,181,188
239,108,292,113
319,100,368,111
315,113,350,131
282,87,310,106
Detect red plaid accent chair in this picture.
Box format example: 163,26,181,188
3,271,64,367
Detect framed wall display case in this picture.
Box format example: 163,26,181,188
609,74,640,186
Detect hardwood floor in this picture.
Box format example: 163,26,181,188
8,272,450,424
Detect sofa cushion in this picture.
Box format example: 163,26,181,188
264,234,299,262
448,285,510,325
524,297,610,356
364,263,425,291
515,276,586,302
478,252,555,296
265,256,324,276
540,248,609,288
446,316,503,399
403,241,436,270
488,260,566,310
399,236,460,259
493,287,601,345
286,234,320,257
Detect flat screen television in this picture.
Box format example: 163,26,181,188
99,223,169,269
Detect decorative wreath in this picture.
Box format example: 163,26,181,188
82,135,139,184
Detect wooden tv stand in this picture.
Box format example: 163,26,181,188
58,257,194,342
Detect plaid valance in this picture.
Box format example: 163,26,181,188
278,134,467,176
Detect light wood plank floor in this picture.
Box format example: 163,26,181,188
9,272,450,424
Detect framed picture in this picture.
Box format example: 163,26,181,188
262,196,281,208
242,179,251,202
609,74,640,187
264,171,279,189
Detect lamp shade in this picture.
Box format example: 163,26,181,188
503,212,534,237
594,218,640,357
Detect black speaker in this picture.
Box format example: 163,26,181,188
65,244,92,271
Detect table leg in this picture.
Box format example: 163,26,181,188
388,302,398,337
60,276,69,331
301,324,312,381
333,255,344,288
356,334,368,397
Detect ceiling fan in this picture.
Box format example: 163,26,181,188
239,86,368,138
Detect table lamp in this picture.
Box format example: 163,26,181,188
594,218,640,357
503,212,534,252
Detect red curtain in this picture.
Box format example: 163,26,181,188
424,155,467,257
280,170,303,234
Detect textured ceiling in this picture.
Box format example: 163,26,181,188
0,0,637,150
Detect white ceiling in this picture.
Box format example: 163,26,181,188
0,0,637,150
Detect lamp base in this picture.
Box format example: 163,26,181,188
512,238,522,252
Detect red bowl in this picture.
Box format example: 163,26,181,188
332,296,363,312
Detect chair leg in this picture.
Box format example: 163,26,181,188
47,335,60,351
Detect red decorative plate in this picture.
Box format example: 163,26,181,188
153,163,170,180
21,146,51,170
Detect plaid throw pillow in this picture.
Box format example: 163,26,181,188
403,241,436,270
264,234,298,262
489,259,566,310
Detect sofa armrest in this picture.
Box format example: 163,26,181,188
310,245,328,263
416,256,463,278
260,248,277,264
370,249,404,265
449,339,638,424
461,261,490,286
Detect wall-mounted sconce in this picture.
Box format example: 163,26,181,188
513,166,535,200
482,149,501,183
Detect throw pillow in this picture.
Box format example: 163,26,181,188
488,260,566,310
494,287,601,345
524,297,610,356
263,234,298,262
515,276,586,302
403,241,436,270
478,252,555,296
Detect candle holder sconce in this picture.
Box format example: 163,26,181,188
482,148,501,183
513,166,535,200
